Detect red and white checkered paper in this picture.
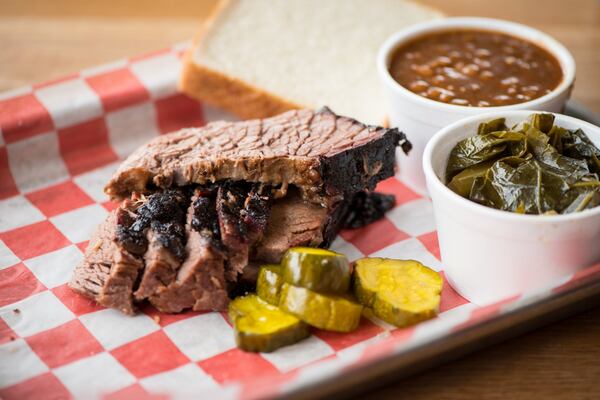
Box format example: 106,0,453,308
1,42,599,400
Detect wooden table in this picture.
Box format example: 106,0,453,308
2,1,599,398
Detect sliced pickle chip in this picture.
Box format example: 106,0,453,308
228,294,310,353
281,247,351,294
257,264,284,305
353,258,442,327
279,283,362,332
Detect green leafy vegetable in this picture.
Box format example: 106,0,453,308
477,118,508,135
446,113,600,214
446,131,525,180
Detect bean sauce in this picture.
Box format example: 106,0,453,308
389,30,563,107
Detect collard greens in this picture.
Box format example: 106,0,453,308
446,113,600,214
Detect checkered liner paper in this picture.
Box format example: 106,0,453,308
1,42,599,400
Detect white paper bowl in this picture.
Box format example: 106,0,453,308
378,17,576,195
423,110,600,305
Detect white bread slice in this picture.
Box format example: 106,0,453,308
180,0,442,125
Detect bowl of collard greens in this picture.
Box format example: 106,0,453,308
423,111,600,305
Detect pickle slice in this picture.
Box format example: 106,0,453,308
279,283,362,332
256,264,284,305
353,258,442,327
229,294,310,353
281,247,351,294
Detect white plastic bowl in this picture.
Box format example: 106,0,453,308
423,110,600,305
378,17,576,195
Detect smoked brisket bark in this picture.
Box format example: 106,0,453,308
104,108,409,206
217,182,271,281
341,192,396,229
133,190,190,301
150,188,229,312
69,201,144,315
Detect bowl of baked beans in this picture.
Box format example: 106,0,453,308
377,17,575,194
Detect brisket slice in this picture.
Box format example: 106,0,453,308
69,187,396,314
253,189,329,264
217,182,271,281
135,230,180,301
133,190,189,301
149,189,229,312
104,108,409,206
69,202,144,315
251,190,392,265
240,185,271,243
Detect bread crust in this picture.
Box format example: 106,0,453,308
180,55,302,119
179,0,303,119
179,0,443,121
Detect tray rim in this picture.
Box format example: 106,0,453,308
283,276,600,400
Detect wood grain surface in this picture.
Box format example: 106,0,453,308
1,1,599,398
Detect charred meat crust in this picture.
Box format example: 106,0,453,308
116,189,189,260
217,182,271,281
342,192,396,229
149,188,229,313
319,126,406,200
240,185,271,242
124,189,191,302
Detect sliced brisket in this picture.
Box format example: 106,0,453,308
72,108,408,315
217,182,271,281
253,189,328,264
105,108,409,206
150,189,229,312
240,184,271,243
216,182,249,281
133,190,190,301
69,201,144,315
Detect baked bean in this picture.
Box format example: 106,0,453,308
449,50,461,60
439,93,453,102
431,56,452,67
426,86,443,99
409,80,429,91
413,64,434,77
461,64,480,76
443,67,464,80
432,75,446,85
493,94,512,103
474,48,491,57
389,30,562,107
480,70,494,80
522,85,540,92
451,98,469,105
474,58,492,68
